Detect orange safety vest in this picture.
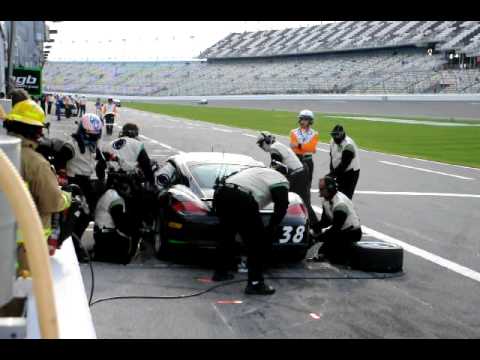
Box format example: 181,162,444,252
102,103,117,115
289,127,319,156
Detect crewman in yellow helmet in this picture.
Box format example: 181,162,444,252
3,89,71,272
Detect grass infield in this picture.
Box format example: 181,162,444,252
123,102,480,168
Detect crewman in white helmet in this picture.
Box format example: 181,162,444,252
289,109,318,206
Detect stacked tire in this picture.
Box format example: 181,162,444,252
350,241,403,273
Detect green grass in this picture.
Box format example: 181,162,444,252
123,102,480,168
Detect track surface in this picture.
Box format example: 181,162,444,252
46,102,480,338
146,99,480,120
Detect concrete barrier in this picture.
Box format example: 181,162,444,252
63,93,480,103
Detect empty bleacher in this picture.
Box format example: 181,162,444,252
43,21,480,96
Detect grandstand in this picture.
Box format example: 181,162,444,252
43,21,480,96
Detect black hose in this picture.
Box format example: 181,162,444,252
72,233,95,306
70,227,404,308
88,272,405,307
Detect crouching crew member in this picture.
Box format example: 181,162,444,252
257,131,318,226
328,125,360,200
312,176,362,264
93,172,134,264
212,167,290,295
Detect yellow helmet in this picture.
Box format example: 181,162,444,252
6,99,46,127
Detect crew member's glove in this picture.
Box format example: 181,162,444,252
57,169,68,186
297,143,302,150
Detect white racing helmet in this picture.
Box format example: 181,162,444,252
298,109,315,125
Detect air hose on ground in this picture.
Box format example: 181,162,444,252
75,232,404,308
0,148,59,339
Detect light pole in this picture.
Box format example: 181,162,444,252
7,21,16,93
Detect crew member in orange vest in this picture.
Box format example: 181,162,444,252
290,109,319,227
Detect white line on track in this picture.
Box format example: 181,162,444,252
131,130,185,154
316,147,330,153
310,190,480,198
242,134,257,138
326,115,480,127
312,205,480,284
379,160,474,180
211,127,234,133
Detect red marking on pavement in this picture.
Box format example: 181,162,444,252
216,300,243,304
197,277,213,284
309,313,321,320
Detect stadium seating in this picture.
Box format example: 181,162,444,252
43,21,480,96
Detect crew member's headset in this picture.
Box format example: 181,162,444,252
323,176,338,195
256,131,276,147
330,124,345,141
120,123,139,138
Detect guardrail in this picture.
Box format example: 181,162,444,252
54,93,480,102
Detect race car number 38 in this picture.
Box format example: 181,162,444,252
279,225,305,244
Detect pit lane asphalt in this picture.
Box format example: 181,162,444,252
47,103,480,338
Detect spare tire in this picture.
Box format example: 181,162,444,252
350,241,403,273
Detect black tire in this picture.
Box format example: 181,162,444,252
153,214,169,260
350,241,403,273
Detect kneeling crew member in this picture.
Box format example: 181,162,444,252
97,123,154,185
312,176,362,264
257,131,318,226
328,125,360,200
212,167,290,295
93,173,134,264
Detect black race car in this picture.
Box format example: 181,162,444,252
152,152,311,262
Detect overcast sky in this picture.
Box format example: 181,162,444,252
46,21,331,61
